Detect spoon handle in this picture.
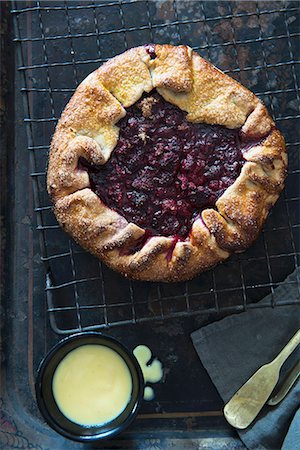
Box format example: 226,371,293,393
274,329,300,369
224,330,300,429
267,359,300,406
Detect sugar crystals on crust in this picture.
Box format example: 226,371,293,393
47,45,287,282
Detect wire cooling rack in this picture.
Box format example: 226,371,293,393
12,1,300,334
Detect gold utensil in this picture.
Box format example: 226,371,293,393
267,359,300,406
223,329,300,429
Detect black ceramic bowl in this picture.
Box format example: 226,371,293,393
35,332,144,442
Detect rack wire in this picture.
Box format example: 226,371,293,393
12,1,300,334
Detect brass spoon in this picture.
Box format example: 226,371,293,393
223,329,300,429
267,359,300,406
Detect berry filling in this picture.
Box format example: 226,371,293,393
80,92,255,240
144,43,157,59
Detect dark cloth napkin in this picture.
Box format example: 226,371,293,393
282,407,300,450
191,268,300,450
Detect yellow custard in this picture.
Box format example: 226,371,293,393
133,345,163,384
144,386,154,401
52,345,132,426
133,345,163,401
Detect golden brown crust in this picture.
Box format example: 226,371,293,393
48,80,126,200
241,102,274,138
48,45,287,282
95,46,153,107
202,130,286,252
149,44,193,93
157,53,258,129
54,191,230,282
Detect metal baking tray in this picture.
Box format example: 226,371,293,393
1,1,299,448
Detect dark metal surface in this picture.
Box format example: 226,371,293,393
11,0,300,334
1,1,299,448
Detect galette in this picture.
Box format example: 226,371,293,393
47,44,286,282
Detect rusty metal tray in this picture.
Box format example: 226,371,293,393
1,1,299,448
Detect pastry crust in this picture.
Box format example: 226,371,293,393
48,45,287,282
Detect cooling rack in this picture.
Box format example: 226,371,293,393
12,0,300,334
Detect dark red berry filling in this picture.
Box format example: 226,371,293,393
80,92,253,239
144,44,156,59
